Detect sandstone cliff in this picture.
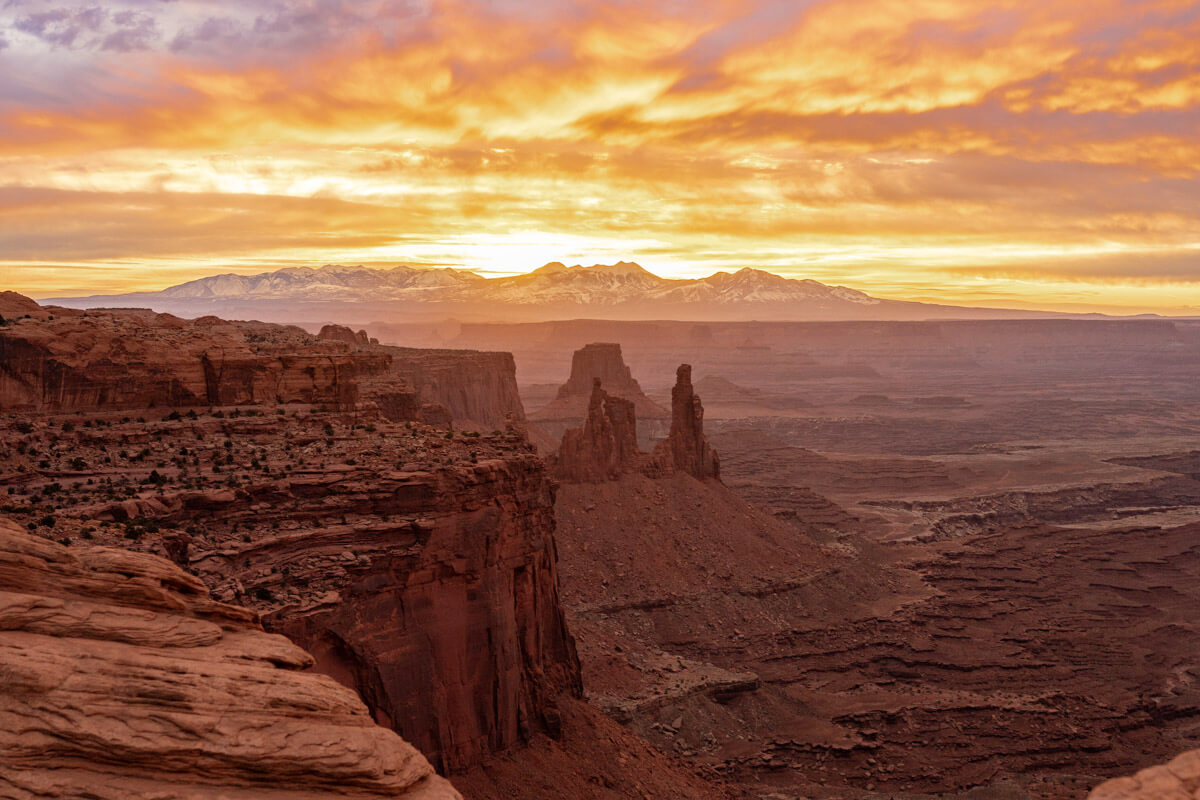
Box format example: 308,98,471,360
553,363,719,484
0,297,388,412
0,515,459,800
531,343,666,423
377,348,527,431
242,456,584,773
0,296,526,431
4,405,583,775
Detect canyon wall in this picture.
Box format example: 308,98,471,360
0,300,387,412
0,515,459,800
0,296,526,430
52,412,583,774
229,457,584,773
382,347,527,430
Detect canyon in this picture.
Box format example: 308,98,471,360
3,292,1200,799
0,295,726,800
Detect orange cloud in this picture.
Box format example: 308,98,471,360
0,0,1198,313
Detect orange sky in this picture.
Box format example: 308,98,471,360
1,0,1199,313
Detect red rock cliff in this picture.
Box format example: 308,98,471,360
118,439,583,775
377,348,527,430
0,298,389,412
0,516,460,800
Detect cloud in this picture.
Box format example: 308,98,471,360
0,0,1198,312
12,5,108,48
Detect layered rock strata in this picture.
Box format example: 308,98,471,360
0,515,460,800
0,298,388,412
0,405,582,776
0,295,525,430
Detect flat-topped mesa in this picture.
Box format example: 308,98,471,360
554,379,641,482
0,298,525,428
0,515,460,800
0,297,390,412
531,342,667,422
648,364,720,480
553,364,719,483
375,348,526,430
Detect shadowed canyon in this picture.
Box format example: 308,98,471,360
2,286,1199,800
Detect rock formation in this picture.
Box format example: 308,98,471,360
555,379,640,482
1089,749,1200,798
248,456,584,773
646,364,719,480
1,402,583,776
0,515,459,800
318,323,371,346
553,363,719,484
383,348,527,430
0,296,526,429
531,343,667,423
0,298,388,412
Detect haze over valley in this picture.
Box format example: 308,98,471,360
3,0,1200,798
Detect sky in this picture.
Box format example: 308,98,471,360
0,0,1199,314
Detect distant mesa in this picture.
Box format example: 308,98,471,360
531,342,668,423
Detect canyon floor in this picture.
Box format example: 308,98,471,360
497,319,1200,800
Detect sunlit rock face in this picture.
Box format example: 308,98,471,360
1088,750,1200,799
0,515,461,800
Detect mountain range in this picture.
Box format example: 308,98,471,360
48,262,1078,324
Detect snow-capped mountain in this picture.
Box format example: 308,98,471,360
48,262,1059,323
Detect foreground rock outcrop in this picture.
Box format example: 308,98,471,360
553,363,719,483
1089,749,1200,799
0,516,459,800
0,402,583,776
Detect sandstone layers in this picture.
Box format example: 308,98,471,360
0,294,522,429
0,515,459,800
231,455,584,773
